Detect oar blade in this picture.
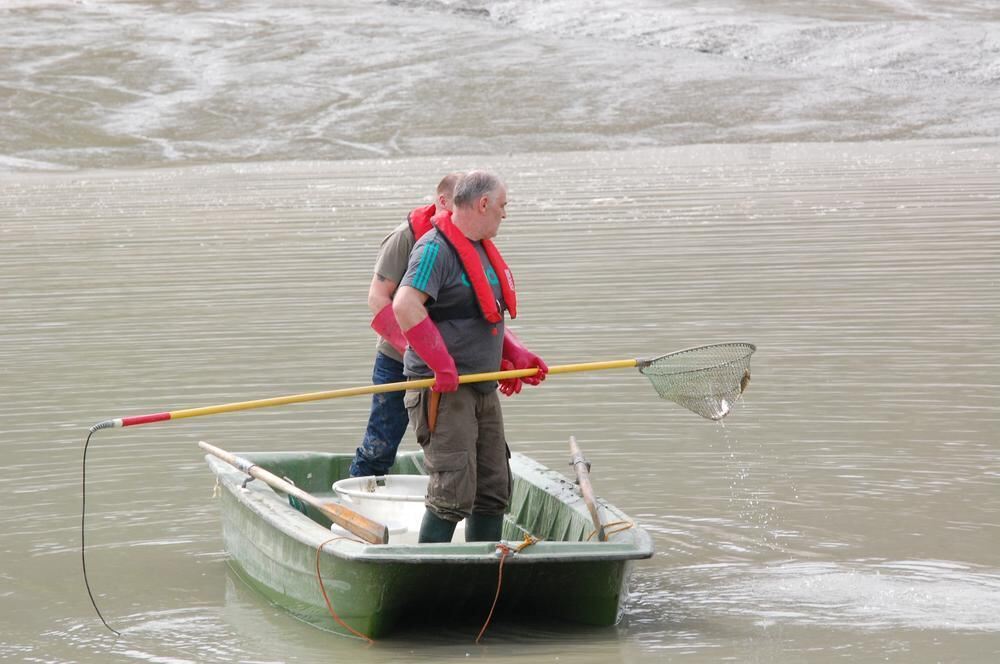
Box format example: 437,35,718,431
318,502,389,545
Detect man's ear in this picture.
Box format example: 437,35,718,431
478,195,489,212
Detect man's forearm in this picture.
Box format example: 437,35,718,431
392,286,430,330
367,274,398,316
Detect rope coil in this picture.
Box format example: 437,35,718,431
586,519,634,541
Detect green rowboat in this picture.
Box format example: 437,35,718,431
204,450,653,638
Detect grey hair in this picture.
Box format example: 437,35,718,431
452,171,503,208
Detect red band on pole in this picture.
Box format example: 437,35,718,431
120,412,172,427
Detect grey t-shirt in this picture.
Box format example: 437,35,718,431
372,221,415,362
400,229,506,393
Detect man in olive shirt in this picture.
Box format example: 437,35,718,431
348,174,462,478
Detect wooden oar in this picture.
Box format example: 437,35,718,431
90,360,638,431
568,436,606,542
199,441,389,545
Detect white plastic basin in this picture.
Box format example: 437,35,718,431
333,475,428,525
331,475,463,543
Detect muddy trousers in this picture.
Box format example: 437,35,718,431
349,352,408,477
404,385,512,524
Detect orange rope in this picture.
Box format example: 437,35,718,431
604,520,635,537
475,535,538,643
315,536,374,644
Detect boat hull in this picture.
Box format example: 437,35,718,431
206,450,653,637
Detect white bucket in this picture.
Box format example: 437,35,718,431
331,475,463,544
333,475,428,526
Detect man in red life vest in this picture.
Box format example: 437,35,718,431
349,173,463,478
393,171,548,543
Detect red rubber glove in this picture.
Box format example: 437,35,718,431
502,329,548,386
498,358,522,396
370,303,407,356
402,317,459,392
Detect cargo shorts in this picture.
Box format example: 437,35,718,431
404,385,512,522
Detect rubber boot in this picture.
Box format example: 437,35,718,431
418,509,457,543
465,513,504,542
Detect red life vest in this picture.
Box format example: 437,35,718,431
431,210,517,323
407,204,436,240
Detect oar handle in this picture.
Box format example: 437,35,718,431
92,359,640,430
199,441,389,545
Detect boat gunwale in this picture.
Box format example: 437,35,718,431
206,450,654,564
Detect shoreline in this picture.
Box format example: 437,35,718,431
3,137,1000,179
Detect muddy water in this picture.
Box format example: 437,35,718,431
1,141,998,661
3,0,999,171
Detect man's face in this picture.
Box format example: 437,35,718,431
481,186,507,239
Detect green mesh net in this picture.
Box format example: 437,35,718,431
638,343,755,420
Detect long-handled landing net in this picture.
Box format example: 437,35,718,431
88,342,757,432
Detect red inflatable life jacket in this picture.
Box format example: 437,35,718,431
407,204,436,240
431,210,517,323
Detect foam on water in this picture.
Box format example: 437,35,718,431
725,559,1000,631
410,0,1000,87
1,0,998,170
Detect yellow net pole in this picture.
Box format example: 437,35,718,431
91,358,640,430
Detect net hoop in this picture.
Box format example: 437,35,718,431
638,342,756,375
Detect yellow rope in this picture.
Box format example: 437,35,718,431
585,520,634,541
